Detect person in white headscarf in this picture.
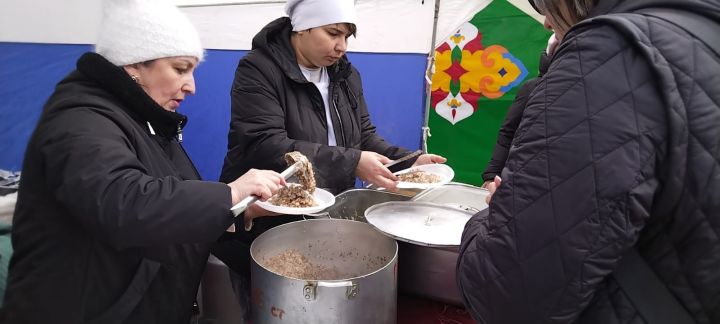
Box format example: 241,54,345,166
221,0,445,195
0,0,286,322
214,0,446,319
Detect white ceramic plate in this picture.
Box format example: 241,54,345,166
394,164,454,189
255,187,335,215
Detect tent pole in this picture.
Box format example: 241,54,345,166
421,0,441,153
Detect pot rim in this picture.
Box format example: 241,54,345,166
250,219,399,282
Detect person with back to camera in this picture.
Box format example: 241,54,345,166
0,0,288,322
458,0,720,323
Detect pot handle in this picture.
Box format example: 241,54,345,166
317,280,353,288
304,281,359,300
303,211,330,219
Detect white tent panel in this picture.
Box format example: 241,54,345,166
0,0,102,45
174,0,284,6
182,0,437,53
0,0,502,54
434,0,491,48
180,3,287,51
187,0,545,52
507,0,545,24
181,0,543,53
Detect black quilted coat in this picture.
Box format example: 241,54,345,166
457,0,720,323
1,53,235,324
220,17,413,194
482,52,551,183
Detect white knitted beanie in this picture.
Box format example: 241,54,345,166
95,0,204,66
285,0,357,31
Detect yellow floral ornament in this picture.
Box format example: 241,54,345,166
460,45,526,99
431,49,454,93
430,22,528,124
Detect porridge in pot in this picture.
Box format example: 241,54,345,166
262,249,343,280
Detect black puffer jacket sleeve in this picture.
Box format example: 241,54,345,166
481,77,539,182
457,24,664,323
482,52,551,182
42,109,234,249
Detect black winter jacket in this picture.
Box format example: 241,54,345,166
219,17,413,193
1,53,235,324
458,0,720,323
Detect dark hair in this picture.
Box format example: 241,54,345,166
300,22,357,38
126,60,156,69
532,0,597,32
529,0,541,14
346,23,357,38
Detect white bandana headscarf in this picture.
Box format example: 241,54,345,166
285,0,357,31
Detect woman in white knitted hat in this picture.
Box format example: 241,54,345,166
0,0,285,322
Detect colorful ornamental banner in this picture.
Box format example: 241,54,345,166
427,0,551,185
432,23,528,125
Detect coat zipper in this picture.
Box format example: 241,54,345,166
173,123,202,179
177,141,202,179
177,124,183,143
340,80,357,139
331,90,347,146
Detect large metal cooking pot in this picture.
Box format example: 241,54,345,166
401,183,489,305
365,201,476,306
320,185,488,306
250,219,398,324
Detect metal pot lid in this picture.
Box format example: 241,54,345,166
364,201,475,247
412,182,489,213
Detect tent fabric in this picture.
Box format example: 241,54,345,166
0,43,91,172
427,0,550,185
0,0,539,54
0,43,425,180
1,0,548,184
